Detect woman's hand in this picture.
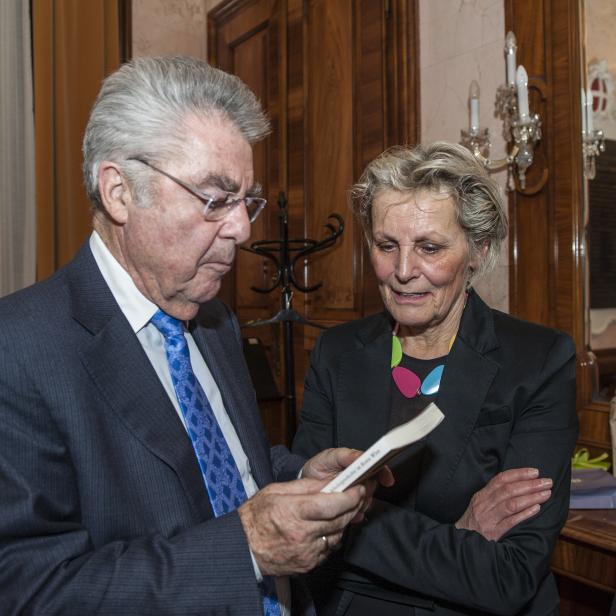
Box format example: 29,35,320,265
455,468,553,541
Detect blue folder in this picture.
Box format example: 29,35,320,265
570,468,616,509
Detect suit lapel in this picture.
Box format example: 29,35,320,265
67,245,213,520
191,310,273,488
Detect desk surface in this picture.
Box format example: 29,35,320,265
552,509,616,592
563,509,616,551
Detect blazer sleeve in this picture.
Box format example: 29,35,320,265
0,321,261,614
294,331,578,616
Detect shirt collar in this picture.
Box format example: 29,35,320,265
89,230,158,333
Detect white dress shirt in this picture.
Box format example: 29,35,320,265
89,231,290,614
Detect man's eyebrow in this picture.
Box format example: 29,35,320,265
196,174,239,193
246,182,262,197
196,174,262,198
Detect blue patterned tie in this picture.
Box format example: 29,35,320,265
150,310,280,615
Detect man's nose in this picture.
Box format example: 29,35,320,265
221,202,252,244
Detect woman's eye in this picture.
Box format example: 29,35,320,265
377,242,397,252
421,244,441,254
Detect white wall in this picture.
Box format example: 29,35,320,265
420,0,509,312
132,0,219,59
585,0,616,139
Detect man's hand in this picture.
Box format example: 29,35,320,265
301,447,395,488
455,468,553,541
238,478,366,576
301,447,364,481
301,447,394,523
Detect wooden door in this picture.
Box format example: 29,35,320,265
209,0,419,445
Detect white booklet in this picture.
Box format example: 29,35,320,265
321,402,445,493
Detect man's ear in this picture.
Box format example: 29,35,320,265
98,161,131,224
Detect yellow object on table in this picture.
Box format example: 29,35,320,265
572,448,611,471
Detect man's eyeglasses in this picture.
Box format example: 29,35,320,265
127,157,267,223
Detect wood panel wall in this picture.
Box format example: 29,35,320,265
208,0,419,445
32,0,130,280
504,0,606,433
506,2,616,611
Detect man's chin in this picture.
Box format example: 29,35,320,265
157,284,220,321
189,280,223,307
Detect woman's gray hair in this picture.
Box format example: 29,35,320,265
82,56,271,210
350,141,508,281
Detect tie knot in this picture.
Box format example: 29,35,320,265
151,309,184,340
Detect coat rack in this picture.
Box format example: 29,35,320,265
241,192,344,444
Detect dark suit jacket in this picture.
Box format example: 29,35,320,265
292,290,578,616
0,243,309,615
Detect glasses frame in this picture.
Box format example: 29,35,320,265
126,157,267,223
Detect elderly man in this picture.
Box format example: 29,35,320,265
0,57,372,615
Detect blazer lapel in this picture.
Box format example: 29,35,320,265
336,315,393,451
67,244,213,520
421,290,500,509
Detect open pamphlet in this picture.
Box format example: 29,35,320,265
321,402,445,493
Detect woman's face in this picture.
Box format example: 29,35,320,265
370,188,477,333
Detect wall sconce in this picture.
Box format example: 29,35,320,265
581,88,605,180
460,31,542,192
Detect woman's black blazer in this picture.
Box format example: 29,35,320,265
293,289,578,616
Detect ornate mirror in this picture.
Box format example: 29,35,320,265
582,0,616,402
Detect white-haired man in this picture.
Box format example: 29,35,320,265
0,56,381,615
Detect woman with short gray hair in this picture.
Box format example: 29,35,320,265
351,142,507,281
293,142,577,615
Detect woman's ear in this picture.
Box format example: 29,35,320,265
470,241,489,271
97,161,131,224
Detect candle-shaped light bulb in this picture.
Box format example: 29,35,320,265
581,89,587,136
516,65,530,123
469,80,480,136
505,31,517,87
586,88,594,134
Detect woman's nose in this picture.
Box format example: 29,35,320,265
395,247,419,282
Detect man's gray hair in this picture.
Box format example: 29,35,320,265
350,142,508,281
82,56,271,210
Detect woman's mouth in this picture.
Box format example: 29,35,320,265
392,289,430,302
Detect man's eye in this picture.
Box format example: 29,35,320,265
421,244,441,254
209,198,230,211
377,242,396,252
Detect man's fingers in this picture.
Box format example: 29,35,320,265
332,447,363,468
264,477,329,496
377,465,395,487
300,484,366,521
302,447,363,480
